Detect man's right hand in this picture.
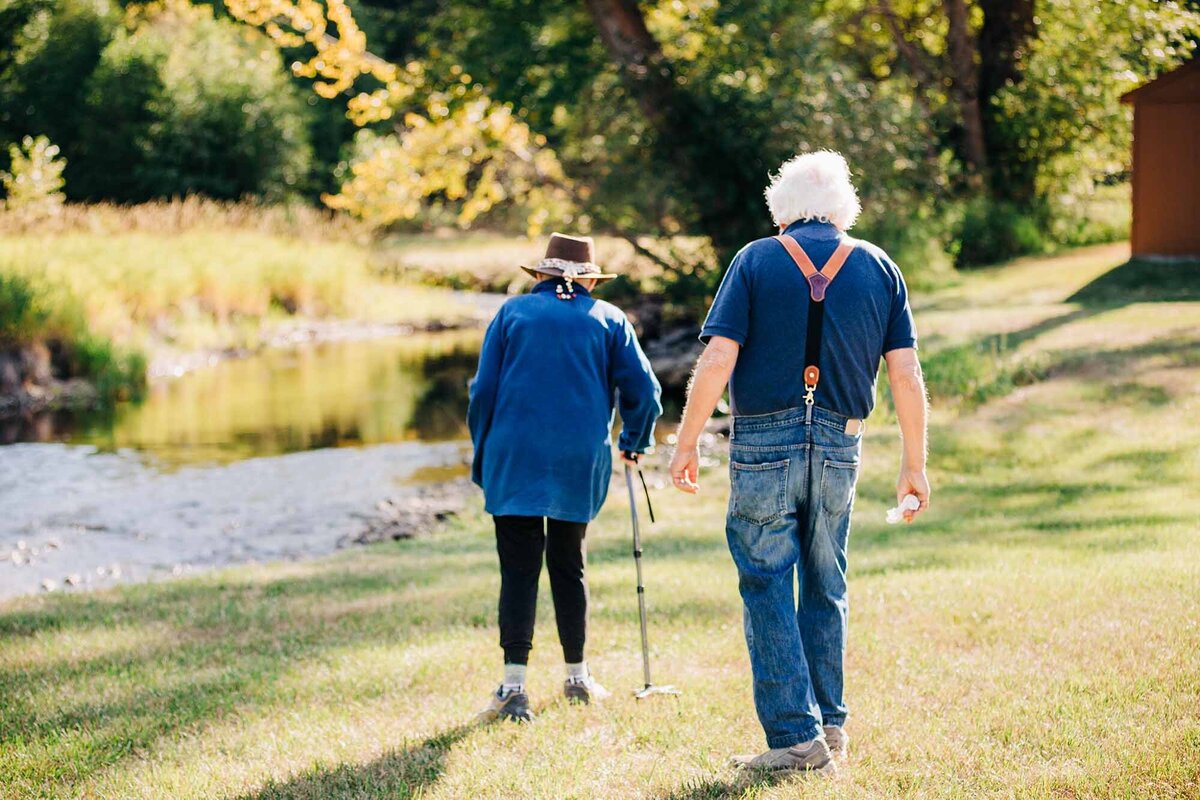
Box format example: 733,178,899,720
896,468,931,523
669,445,700,494
668,336,740,496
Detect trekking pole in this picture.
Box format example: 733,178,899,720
623,458,680,700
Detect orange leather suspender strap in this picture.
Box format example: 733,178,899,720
774,235,853,301
772,235,855,405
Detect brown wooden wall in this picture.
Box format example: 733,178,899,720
1129,72,1200,257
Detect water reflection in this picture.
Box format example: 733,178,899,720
3,332,482,466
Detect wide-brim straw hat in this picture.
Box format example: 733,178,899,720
521,232,617,283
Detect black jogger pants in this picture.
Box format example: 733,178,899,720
494,515,588,665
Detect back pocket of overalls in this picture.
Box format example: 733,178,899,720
730,459,789,525
821,459,859,516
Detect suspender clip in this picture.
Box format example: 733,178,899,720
803,364,819,405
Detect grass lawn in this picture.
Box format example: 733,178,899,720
3,244,1200,799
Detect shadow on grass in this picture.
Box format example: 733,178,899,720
1068,258,1200,306
654,770,795,800
0,548,493,792
241,724,472,800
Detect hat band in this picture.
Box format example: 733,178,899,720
534,258,600,277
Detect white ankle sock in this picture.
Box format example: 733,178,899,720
565,661,588,681
502,663,526,692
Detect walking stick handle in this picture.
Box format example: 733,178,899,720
621,452,655,524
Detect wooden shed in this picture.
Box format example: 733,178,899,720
1121,60,1200,258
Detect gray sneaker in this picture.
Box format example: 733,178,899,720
731,737,836,774
564,675,612,704
475,687,533,723
823,726,849,761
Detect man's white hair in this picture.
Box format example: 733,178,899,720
764,150,861,231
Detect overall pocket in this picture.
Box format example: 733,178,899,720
729,459,790,525
821,459,860,517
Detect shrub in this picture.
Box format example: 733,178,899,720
73,0,311,202
954,196,1046,268
855,207,955,290
0,271,145,400
1,135,67,217
67,334,146,401
0,273,51,346
0,0,118,177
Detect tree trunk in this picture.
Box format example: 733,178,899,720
943,0,988,181
583,0,672,123
583,0,772,266
978,0,1038,203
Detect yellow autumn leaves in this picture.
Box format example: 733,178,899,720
324,98,574,235
223,0,396,120
222,0,574,233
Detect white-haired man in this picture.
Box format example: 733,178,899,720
669,151,930,773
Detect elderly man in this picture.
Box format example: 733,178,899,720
469,232,662,723
669,151,930,773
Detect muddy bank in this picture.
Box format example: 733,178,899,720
0,344,99,421
0,441,476,600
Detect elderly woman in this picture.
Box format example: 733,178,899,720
468,233,662,722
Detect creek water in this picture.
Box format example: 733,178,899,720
0,332,484,600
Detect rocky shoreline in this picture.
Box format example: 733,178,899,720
342,478,474,546
1,440,476,600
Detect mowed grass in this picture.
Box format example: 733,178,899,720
3,244,1200,799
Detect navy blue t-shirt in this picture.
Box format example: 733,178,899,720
700,219,917,419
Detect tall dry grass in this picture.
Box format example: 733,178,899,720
0,197,367,240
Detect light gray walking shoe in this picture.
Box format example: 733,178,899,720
823,725,849,761
731,736,836,774
564,675,612,704
475,686,533,723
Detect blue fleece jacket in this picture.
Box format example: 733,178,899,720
468,280,662,523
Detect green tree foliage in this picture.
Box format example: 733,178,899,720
830,0,1197,264
0,0,319,202
330,0,1193,273
4,0,1199,275
69,0,311,201
0,0,117,180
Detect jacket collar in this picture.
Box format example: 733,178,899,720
532,279,592,297
783,219,841,241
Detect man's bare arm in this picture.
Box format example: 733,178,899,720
668,336,740,493
884,347,930,522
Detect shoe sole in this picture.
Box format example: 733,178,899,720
564,685,591,705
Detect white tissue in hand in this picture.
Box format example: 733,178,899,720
886,494,920,524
